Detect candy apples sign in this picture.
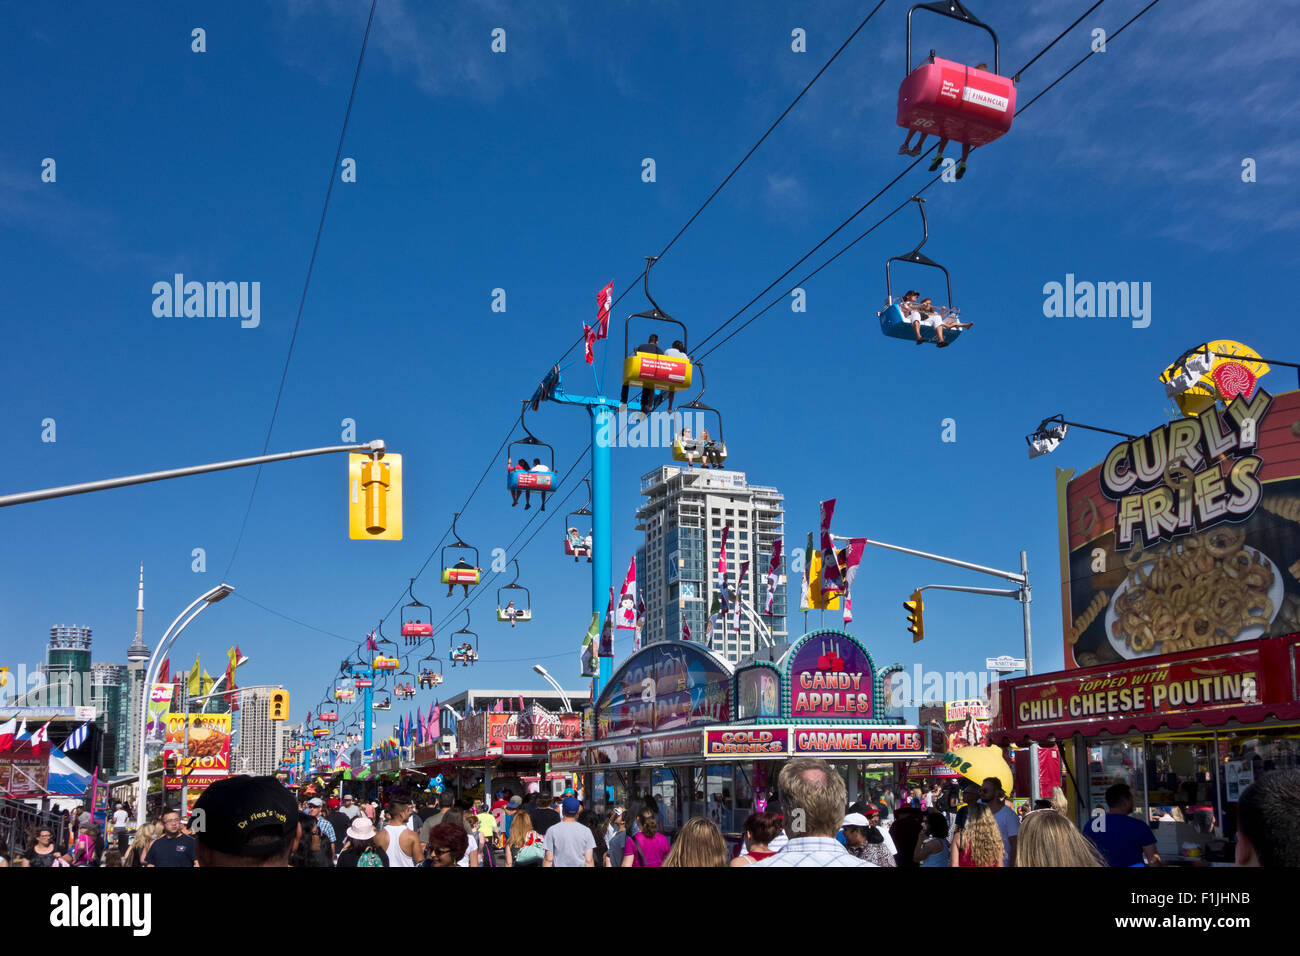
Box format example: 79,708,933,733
790,634,873,720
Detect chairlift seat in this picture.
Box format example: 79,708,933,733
672,437,727,463
623,352,692,391
897,57,1015,148
441,567,481,585
564,539,591,557
401,622,433,638
508,469,555,492
373,656,399,670
497,607,533,623
879,302,964,344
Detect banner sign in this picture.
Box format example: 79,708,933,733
789,634,874,720
163,713,231,788
0,757,49,796
145,683,173,747
589,740,638,765
548,744,587,770
594,642,731,739
1011,647,1263,729
640,731,703,761
502,740,550,756
792,727,925,755
945,699,991,749
1060,387,1300,669
735,666,780,721
706,728,788,756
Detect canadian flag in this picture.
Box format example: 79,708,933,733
29,721,51,754
616,558,638,630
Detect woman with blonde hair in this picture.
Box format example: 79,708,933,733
504,810,544,867
663,817,729,868
950,804,1004,867
124,823,157,868
1015,809,1105,867
1050,786,1069,816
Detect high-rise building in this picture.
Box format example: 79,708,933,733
41,625,93,708
235,687,282,776
89,663,126,775
124,564,150,775
636,466,786,664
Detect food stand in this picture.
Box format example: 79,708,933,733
556,628,937,844
992,375,1300,863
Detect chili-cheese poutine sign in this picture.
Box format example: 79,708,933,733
1059,387,1300,669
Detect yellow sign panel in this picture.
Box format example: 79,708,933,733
349,453,403,540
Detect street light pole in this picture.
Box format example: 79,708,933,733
134,584,233,829
532,666,573,713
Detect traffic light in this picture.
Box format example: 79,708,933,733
270,689,289,721
349,453,403,540
904,589,924,643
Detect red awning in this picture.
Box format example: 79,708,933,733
989,634,1300,745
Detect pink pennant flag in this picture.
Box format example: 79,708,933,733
842,537,869,623
819,499,844,595
617,558,638,630
764,538,783,614
596,282,612,339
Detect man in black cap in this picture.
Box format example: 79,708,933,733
192,775,300,867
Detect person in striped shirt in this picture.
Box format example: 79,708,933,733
747,757,876,868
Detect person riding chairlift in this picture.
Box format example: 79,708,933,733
503,600,520,628
447,555,478,598
661,340,689,412
531,458,551,511
701,428,724,469
908,293,972,348
621,333,663,418
508,457,534,509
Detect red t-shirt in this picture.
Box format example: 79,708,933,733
491,800,507,811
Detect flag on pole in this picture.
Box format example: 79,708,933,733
0,717,17,751
64,721,91,752
596,282,613,339
493,699,504,713
682,620,691,642
764,538,783,614
431,704,441,739
225,646,241,712
157,659,170,685
819,499,844,596
519,695,525,712
733,561,750,629
187,654,202,697
583,323,597,364
841,538,869,623
717,525,731,618
28,721,51,754
616,558,638,629
366,631,379,652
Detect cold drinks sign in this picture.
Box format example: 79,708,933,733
790,635,874,719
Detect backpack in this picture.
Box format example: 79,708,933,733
357,847,385,868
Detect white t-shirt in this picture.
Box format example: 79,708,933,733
531,464,551,473
991,804,1020,865
112,810,128,828
340,804,361,819
458,831,479,867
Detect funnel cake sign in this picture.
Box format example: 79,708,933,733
790,634,873,719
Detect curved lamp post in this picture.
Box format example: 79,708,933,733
135,583,233,828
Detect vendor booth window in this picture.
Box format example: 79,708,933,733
685,767,707,824
651,769,677,832
1085,736,1145,815
1146,734,1229,863
705,765,736,832
605,771,630,812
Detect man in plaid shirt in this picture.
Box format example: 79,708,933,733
306,798,337,853
748,757,876,867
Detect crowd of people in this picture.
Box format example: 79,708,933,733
2,764,1295,868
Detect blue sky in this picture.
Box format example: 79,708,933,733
2,0,1297,737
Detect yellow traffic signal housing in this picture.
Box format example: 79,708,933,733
270,689,289,721
904,590,925,643
349,453,403,540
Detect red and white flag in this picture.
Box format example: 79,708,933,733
841,538,869,623
819,499,844,596
764,538,783,614
596,282,613,339
0,718,16,751
616,558,638,629
28,721,51,753
583,323,597,364
682,621,691,642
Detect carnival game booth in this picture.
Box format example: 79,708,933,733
557,629,935,845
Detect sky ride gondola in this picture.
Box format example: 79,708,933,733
418,648,444,688
507,401,555,506
441,512,482,595
671,361,727,468
564,478,593,562
878,197,969,347
895,1,1016,179
450,609,479,667
401,578,434,644
496,558,533,626
622,257,692,409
